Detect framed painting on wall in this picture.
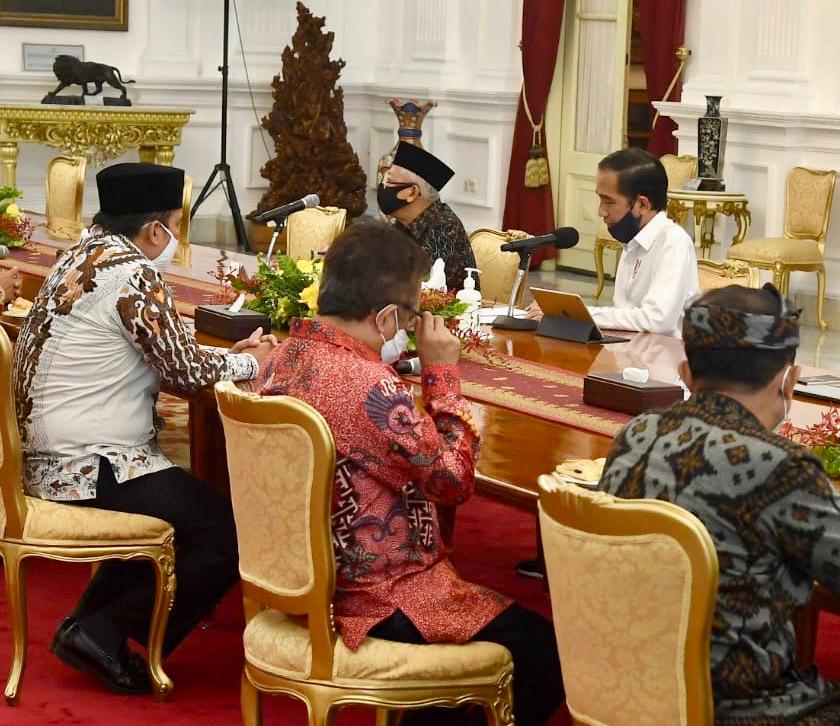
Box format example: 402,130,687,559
0,1,128,31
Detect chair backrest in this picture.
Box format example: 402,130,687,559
784,166,836,250
173,175,193,268
286,206,347,262
538,473,717,726
697,259,759,292
660,154,698,191
0,326,29,540
45,155,86,241
215,381,338,679
468,228,530,305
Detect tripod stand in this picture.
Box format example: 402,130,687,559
190,0,250,251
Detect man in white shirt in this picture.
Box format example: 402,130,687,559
14,163,275,695
528,148,699,337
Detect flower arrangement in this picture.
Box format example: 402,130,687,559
779,407,840,477
214,260,496,361
228,254,322,329
0,187,34,250
414,288,497,360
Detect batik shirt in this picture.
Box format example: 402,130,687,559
598,390,840,724
397,200,479,292
257,318,510,650
14,230,258,501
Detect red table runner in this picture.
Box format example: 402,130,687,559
459,351,631,437
6,242,631,438
4,242,216,317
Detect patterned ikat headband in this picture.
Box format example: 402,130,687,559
683,283,800,350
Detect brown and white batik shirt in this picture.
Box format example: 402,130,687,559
14,229,258,502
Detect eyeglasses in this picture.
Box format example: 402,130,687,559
399,304,422,319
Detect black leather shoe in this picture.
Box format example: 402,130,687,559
50,617,152,695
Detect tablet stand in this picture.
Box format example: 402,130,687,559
492,249,538,331
536,315,602,343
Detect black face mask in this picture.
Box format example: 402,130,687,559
377,183,414,215
607,201,642,244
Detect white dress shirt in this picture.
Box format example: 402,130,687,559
588,211,698,337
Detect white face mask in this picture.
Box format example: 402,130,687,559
142,220,179,274
378,307,409,365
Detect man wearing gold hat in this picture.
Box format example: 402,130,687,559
378,140,479,293
599,284,840,723
14,163,276,695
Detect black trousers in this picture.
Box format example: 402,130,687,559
68,460,239,656
369,604,564,726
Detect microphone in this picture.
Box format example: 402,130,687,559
500,227,579,253
253,193,320,223
394,357,422,375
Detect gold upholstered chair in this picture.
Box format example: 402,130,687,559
727,166,836,330
538,472,717,726
44,155,86,242
697,258,759,292
214,381,514,726
285,206,347,262
469,228,530,306
660,153,699,193
593,153,698,299
173,174,193,268
0,326,176,705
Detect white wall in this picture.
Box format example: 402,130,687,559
0,0,522,243
657,0,840,321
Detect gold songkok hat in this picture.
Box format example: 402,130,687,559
683,283,800,351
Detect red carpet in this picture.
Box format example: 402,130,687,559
0,495,838,724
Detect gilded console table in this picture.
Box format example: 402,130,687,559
666,190,751,259
0,104,194,186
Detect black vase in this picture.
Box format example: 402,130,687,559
697,95,727,185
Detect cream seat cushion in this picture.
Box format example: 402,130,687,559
727,238,823,265
12,496,173,546
244,609,512,685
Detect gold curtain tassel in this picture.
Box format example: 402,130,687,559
522,85,549,188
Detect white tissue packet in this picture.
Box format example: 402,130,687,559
228,292,246,313
622,367,650,384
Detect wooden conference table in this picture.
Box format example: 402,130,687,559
1,269,833,510
188,324,833,510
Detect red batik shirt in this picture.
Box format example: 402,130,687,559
257,318,511,650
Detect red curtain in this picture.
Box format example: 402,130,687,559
501,0,565,267
640,0,687,157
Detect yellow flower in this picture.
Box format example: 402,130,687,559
296,259,314,274
5,203,20,219
299,282,320,312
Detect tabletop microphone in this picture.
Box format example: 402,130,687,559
253,193,320,223
500,227,579,253
394,357,422,376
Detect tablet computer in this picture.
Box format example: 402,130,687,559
529,288,628,344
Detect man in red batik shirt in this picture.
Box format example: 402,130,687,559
258,221,562,725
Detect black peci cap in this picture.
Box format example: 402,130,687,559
392,141,454,191
96,163,184,215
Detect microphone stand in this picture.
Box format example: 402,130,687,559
265,217,287,263
492,249,539,331
189,0,251,251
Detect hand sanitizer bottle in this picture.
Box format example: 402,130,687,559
456,268,482,332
